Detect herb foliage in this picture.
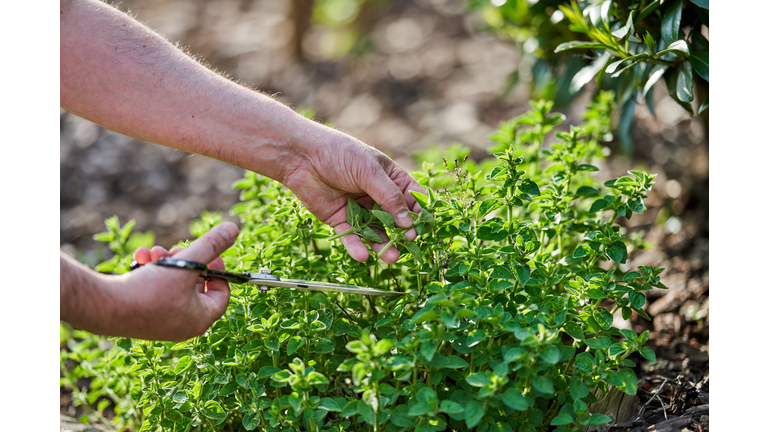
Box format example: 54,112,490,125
61,94,666,431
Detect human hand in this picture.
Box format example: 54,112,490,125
282,127,426,264
117,222,239,341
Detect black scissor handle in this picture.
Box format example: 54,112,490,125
130,257,252,284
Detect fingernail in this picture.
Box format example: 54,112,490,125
219,223,239,242
397,211,413,228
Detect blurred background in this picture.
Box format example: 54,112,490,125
61,0,707,406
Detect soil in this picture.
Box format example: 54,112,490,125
60,0,708,430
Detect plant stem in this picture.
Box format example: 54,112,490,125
376,240,395,258
326,228,355,241
543,400,562,426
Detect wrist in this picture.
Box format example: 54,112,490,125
60,254,124,337
216,96,320,184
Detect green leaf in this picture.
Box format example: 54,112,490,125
477,198,502,218
360,226,384,243
242,412,259,430
531,375,554,396
639,346,657,361
174,356,193,375
490,266,514,280
611,11,635,41
550,413,574,426
655,40,689,58
258,366,281,378
690,0,708,9
698,96,709,114
618,97,637,155
440,400,464,415
357,400,374,424
518,179,540,196
627,197,645,214
503,346,526,363
408,401,432,417
569,380,590,400
577,164,599,172
628,291,646,309
93,232,114,242
589,199,609,214
549,413,573,426
403,240,424,264
606,53,649,75
643,31,656,53
661,0,683,46
410,191,430,209
638,0,662,21
219,381,239,397
265,334,280,352
563,323,585,340
170,340,192,350
346,198,364,224
464,400,485,428
499,387,529,410
513,265,530,285
375,316,394,328
555,41,609,53
574,353,595,371
287,336,304,356
573,245,591,259
467,329,486,347
593,308,614,329
426,354,469,369
689,51,709,82
570,52,611,93
587,414,613,425
410,309,439,325
201,400,227,423
575,186,599,196
619,368,638,395
466,373,491,387
371,210,395,228
606,241,627,264
172,390,188,403
540,345,561,364
319,397,342,412
584,337,612,350
373,339,394,356
416,387,439,406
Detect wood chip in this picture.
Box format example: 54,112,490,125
646,415,692,431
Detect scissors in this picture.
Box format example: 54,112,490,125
130,257,403,297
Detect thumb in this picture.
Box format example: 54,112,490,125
362,165,413,229
175,222,239,264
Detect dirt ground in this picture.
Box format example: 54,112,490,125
60,0,708,430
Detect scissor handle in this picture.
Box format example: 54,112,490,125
130,257,252,284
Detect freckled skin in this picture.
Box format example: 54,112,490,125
59,0,426,340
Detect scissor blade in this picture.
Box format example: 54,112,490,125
247,278,403,297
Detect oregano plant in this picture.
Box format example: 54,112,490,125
61,92,667,432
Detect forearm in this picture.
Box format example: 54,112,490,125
60,0,316,182
60,252,124,336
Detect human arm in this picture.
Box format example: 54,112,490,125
60,0,425,263
60,222,239,341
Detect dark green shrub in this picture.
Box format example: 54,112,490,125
468,0,709,151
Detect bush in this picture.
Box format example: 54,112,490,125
469,0,709,151
61,94,667,431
